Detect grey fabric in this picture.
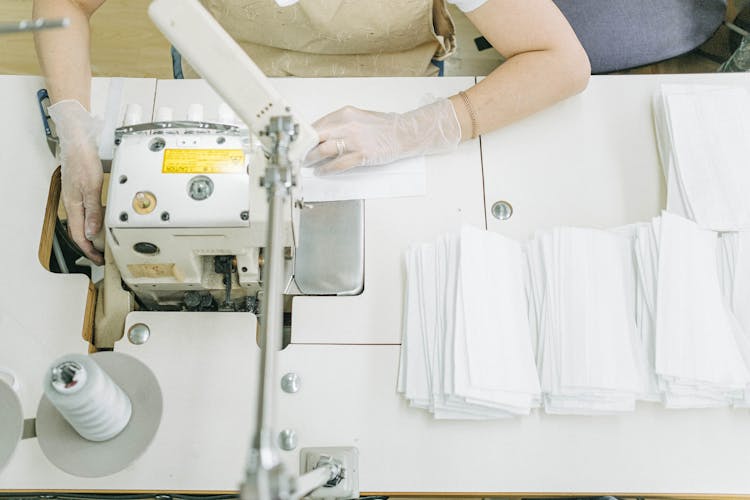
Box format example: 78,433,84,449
553,0,726,73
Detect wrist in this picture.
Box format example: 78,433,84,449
398,99,461,158
48,99,102,157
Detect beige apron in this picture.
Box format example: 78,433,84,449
184,0,456,77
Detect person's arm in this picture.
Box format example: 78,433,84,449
450,0,590,140
307,0,590,173
34,0,108,264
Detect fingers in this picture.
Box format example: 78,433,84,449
304,139,341,167
82,188,103,241
312,105,361,130
65,199,104,266
314,152,364,176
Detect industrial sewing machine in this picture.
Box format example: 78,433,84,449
98,105,363,318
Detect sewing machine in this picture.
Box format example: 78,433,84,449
92,18,364,336
105,114,271,312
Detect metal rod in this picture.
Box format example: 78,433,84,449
725,21,750,38
52,234,69,274
0,18,69,34
289,465,335,500
254,178,286,469
244,116,296,500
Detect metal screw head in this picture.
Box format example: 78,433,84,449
161,211,170,222
51,361,87,394
240,210,249,221
279,429,297,451
281,372,301,394
188,176,214,201
128,323,151,345
491,200,513,220
148,137,166,152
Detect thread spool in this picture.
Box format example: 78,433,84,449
187,103,204,122
217,102,237,125
42,354,132,442
36,351,162,478
156,106,174,122
0,367,19,392
123,103,143,126
0,367,23,473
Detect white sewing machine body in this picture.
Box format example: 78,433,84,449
105,117,299,311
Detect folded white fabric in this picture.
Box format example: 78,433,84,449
529,227,650,414
730,232,750,337
653,84,750,231
399,219,750,417
654,212,750,407
630,220,662,401
398,227,541,418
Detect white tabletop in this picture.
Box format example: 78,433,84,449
482,73,750,240
3,74,750,497
0,75,156,489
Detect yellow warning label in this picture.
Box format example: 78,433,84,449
162,149,245,174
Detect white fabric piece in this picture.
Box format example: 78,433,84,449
631,220,662,401
652,93,692,220
654,212,750,408
399,227,541,419
300,157,425,202
653,84,750,231
532,227,649,415
732,232,750,336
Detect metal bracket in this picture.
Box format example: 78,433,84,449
299,447,359,499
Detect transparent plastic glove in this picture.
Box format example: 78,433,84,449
305,98,461,175
48,100,104,265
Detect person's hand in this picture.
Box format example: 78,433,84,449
48,100,104,265
305,98,461,175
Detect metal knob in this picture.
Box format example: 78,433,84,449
491,200,513,220
281,372,300,394
188,175,214,201
279,429,297,451
128,323,151,345
50,361,87,393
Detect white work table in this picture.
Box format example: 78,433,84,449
2,73,750,497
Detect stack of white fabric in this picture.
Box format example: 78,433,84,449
397,226,541,418
630,219,663,401
527,227,651,414
400,217,750,417
720,231,750,337
652,212,750,407
653,84,750,231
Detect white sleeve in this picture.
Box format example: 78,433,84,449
447,0,489,13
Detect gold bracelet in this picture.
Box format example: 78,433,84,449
458,90,479,139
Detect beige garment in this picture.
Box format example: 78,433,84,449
183,0,456,77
